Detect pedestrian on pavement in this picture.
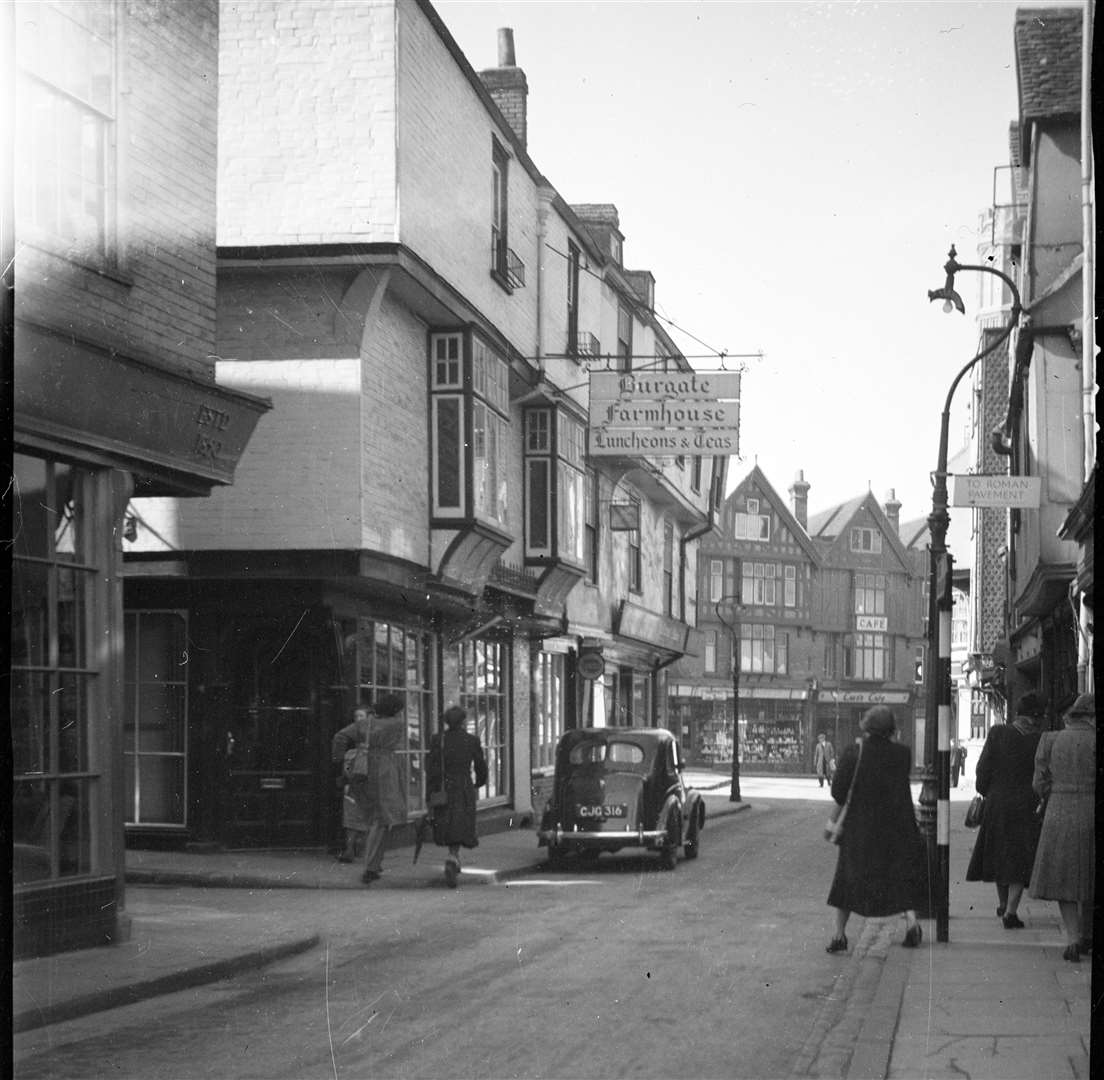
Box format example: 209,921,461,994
426,704,488,888
824,706,924,953
336,777,367,863
950,740,968,787
331,694,407,884
1028,693,1096,962
813,732,836,788
965,690,1045,928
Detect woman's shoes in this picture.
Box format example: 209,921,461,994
1002,913,1025,929
336,853,354,864
825,935,848,954
1062,943,1081,962
444,857,460,889
996,905,1006,918
361,869,381,884
903,924,923,948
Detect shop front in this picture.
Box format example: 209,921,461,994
814,689,917,763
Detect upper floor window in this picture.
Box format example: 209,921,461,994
740,624,787,674
740,561,799,608
16,0,117,267
617,302,633,372
691,456,702,493
703,630,717,674
844,632,887,681
585,469,599,584
951,588,968,647
708,559,725,604
733,504,770,541
850,527,882,554
853,572,886,616
663,521,674,616
626,494,642,593
490,139,510,288
430,331,510,531
524,407,585,567
566,241,580,353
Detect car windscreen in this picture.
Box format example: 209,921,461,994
566,739,648,772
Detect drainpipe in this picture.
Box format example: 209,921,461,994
1076,0,1095,689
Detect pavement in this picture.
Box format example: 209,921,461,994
12,769,1097,1080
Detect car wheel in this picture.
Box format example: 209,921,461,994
659,812,680,871
683,820,701,860
547,844,567,870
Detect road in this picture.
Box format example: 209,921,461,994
15,787,868,1080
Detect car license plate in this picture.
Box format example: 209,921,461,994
575,803,627,819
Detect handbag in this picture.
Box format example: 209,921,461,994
343,720,371,781
427,733,448,809
964,794,985,829
824,739,862,845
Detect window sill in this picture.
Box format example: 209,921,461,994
489,267,514,295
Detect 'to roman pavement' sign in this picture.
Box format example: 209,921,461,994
588,370,741,457
950,474,1042,508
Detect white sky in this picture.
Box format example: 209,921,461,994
436,0,1072,528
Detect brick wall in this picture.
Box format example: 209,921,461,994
218,0,398,245
16,0,219,381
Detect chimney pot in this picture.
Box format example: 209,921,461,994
497,27,516,67
789,469,811,529
884,488,902,535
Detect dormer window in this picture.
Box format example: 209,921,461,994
609,232,622,265
850,527,883,554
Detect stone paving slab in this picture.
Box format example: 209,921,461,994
887,1032,1089,1080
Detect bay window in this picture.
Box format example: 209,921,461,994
524,407,585,566
430,331,511,532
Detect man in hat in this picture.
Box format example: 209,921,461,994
814,731,836,788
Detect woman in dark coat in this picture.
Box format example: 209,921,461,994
825,706,924,953
427,705,488,888
965,691,1044,928
1029,693,1095,961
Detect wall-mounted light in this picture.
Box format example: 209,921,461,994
927,245,967,315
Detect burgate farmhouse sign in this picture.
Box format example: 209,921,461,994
588,371,741,457
950,474,1042,508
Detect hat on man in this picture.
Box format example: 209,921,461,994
1017,691,1044,717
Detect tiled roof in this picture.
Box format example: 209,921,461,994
807,495,865,539
899,516,931,550
1015,7,1083,122
569,204,620,226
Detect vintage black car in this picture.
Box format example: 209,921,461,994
537,727,705,870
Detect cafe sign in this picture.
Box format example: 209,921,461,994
588,370,741,457
856,615,888,632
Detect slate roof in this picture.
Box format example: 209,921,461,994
899,516,931,551
806,495,866,540
1015,8,1083,123
725,464,822,564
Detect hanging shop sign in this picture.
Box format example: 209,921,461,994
950,474,1041,508
588,370,741,457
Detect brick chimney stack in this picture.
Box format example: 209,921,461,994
479,29,528,148
789,469,810,529
884,488,902,535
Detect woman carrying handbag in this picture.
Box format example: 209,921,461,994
824,706,925,953
426,705,488,888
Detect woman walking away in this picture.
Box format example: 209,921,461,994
965,691,1045,928
1029,694,1096,962
427,705,488,888
825,706,925,953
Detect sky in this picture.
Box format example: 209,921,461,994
434,0,1071,530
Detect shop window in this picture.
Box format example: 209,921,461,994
533,651,565,771
459,637,509,800
124,610,188,826
12,454,98,885
743,710,802,764
844,632,887,681
853,572,886,615
334,617,435,810
16,0,117,268
430,331,510,531
524,407,585,566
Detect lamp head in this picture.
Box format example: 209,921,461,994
927,244,966,315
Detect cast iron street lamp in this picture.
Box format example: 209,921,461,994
714,594,743,802
923,245,1022,942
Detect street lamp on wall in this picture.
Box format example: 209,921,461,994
922,245,1022,943
714,592,743,802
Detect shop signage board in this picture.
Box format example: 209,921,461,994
950,474,1041,507
588,370,741,457
826,689,911,705
856,615,888,632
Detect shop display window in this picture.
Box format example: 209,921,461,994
742,716,802,764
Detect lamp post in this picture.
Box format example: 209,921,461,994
923,245,1022,942
714,594,742,802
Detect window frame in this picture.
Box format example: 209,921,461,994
523,406,586,567
490,138,511,289
850,526,883,554
626,494,642,593
617,301,633,372
566,240,580,355
853,572,887,616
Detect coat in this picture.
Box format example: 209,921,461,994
1029,718,1095,903
427,728,488,849
814,740,835,775
331,714,407,828
826,735,924,917
965,721,1041,886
